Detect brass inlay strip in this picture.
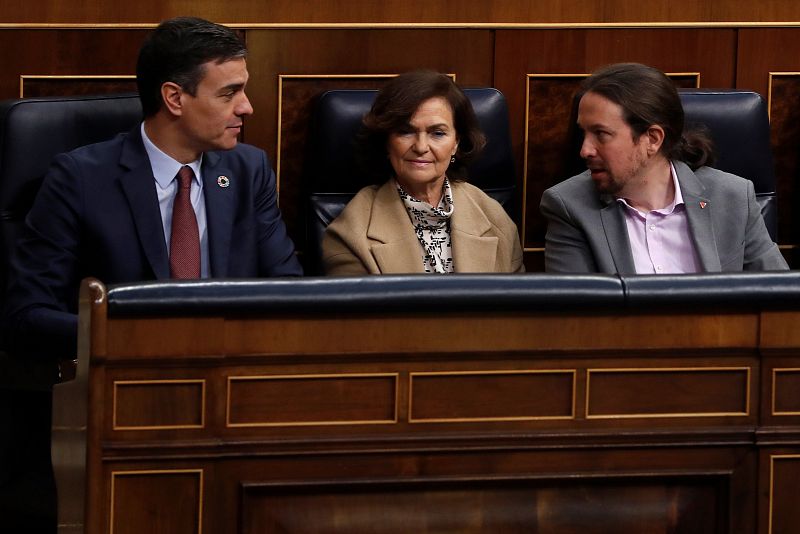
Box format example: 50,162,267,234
226,372,399,427
109,468,204,534
769,454,800,534
771,368,800,416
112,379,206,431
586,366,751,419
409,369,576,423
19,74,136,98
767,72,800,122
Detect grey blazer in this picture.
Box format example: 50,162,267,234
539,160,789,274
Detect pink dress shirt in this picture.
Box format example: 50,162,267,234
617,163,702,274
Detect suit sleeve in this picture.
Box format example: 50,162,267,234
742,180,789,271
539,187,598,273
253,151,303,276
2,153,82,359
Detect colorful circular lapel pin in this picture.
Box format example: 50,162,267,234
217,175,230,188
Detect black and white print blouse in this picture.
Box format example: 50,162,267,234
396,178,455,274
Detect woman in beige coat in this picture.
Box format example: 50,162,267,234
322,71,524,275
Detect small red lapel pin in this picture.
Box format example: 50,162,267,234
699,201,707,209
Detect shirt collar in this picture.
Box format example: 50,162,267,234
141,122,203,189
616,161,685,216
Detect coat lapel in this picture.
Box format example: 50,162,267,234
367,182,425,273
118,128,170,279
201,152,235,277
599,197,636,274
450,183,498,272
675,161,720,271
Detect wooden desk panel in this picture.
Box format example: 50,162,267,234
59,279,800,533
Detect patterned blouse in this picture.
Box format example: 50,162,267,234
396,178,455,274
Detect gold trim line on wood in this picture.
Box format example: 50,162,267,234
109,469,204,534
226,372,399,428
112,379,206,431
767,72,800,122
5,22,800,30
409,369,576,424
19,74,136,98
585,366,751,420
769,455,800,534
771,368,800,416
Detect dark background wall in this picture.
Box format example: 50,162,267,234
4,1,800,269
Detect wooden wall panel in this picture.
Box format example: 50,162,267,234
0,30,144,99
738,28,800,265
494,28,737,268
5,0,800,24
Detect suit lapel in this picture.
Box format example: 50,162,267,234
118,129,170,279
367,182,425,273
201,152,235,277
675,162,720,271
599,197,636,274
450,183,498,272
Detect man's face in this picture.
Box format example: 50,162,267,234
178,57,253,155
577,91,650,196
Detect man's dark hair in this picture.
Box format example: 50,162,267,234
358,70,486,183
136,17,247,117
580,62,714,169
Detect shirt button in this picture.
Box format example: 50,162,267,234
649,224,656,231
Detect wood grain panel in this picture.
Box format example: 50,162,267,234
112,380,205,430
20,76,137,98
761,311,800,348
0,30,145,101
409,370,575,422
587,368,750,419
737,28,800,264
772,369,800,416
223,313,758,355
6,1,800,24
241,475,726,534
227,374,397,427
110,470,202,534
769,455,800,534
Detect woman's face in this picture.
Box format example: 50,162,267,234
387,96,459,198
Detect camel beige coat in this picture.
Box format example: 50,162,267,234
322,180,524,275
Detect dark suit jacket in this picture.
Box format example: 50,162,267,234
540,161,789,274
2,126,302,358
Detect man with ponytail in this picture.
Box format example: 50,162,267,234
540,62,787,274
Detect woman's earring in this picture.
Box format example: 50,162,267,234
450,156,456,164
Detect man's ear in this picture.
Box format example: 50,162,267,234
161,82,183,117
644,124,665,156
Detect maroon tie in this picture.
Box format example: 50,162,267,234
169,166,200,278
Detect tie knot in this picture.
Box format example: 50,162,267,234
177,166,194,189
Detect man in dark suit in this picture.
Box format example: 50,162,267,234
1,17,302,533
3,17,302,360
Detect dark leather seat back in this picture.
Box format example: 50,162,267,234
305,88,516,274
678,89,778,240
0,93,142,301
